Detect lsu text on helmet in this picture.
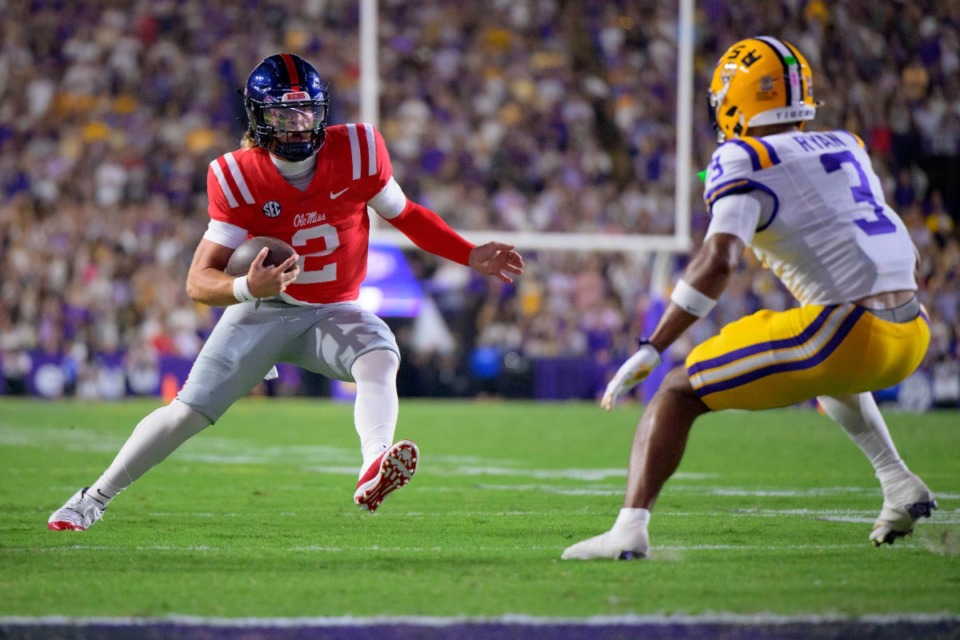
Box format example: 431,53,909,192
244,53,329,161
707,36,816,143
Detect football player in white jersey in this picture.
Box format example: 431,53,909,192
48,53,523,531
562,36,936,560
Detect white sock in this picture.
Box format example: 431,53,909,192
613,507,650,533
818,393,909,489
351,350,400,473
88,400,211,506
360,442,390,471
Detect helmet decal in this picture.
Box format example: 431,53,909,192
756,36,800,112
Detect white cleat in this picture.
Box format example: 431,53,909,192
48,488,105,531
870,473,937,546
561,528,648,561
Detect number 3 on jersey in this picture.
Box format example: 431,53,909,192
291,224,339,283
819,151,896,236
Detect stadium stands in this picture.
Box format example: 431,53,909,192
1,1,957,405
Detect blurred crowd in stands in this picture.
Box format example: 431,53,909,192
1,0,958,407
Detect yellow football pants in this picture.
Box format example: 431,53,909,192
686,303,930,411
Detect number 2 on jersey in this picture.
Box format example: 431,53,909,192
291,224,339,283
819,151,896,236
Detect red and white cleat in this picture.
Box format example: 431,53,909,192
48,488,105,531
354,440,419,513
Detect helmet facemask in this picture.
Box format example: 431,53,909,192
246,96,328,162
707,69,737,143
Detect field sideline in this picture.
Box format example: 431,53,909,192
1,398,958,638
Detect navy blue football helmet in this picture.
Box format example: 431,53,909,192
244,53,329,161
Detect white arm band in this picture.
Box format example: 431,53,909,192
671,279,717,318
232,275,256,302
204,220,250,248
368,176,408,220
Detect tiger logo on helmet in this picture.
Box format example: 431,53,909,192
707,36,816,143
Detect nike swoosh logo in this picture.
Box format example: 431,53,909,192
330,188,349,199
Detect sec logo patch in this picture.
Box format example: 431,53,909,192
262,201,282,218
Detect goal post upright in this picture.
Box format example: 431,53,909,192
674,0,695,255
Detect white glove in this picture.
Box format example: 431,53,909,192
601,341,662,411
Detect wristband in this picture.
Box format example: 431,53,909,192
232,275,256,302
636,338,660,353
670,279,717,318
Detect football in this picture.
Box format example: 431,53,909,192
224,236,297,276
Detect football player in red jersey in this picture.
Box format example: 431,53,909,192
48,53,523,531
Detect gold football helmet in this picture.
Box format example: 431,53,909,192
708,36,816,142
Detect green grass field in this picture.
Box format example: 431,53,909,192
1,397,958,619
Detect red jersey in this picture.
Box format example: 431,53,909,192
206,123,391,304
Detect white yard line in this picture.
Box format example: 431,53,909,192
0,613,957,626
6,541,926,554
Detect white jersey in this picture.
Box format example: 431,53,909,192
703,130,917,306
